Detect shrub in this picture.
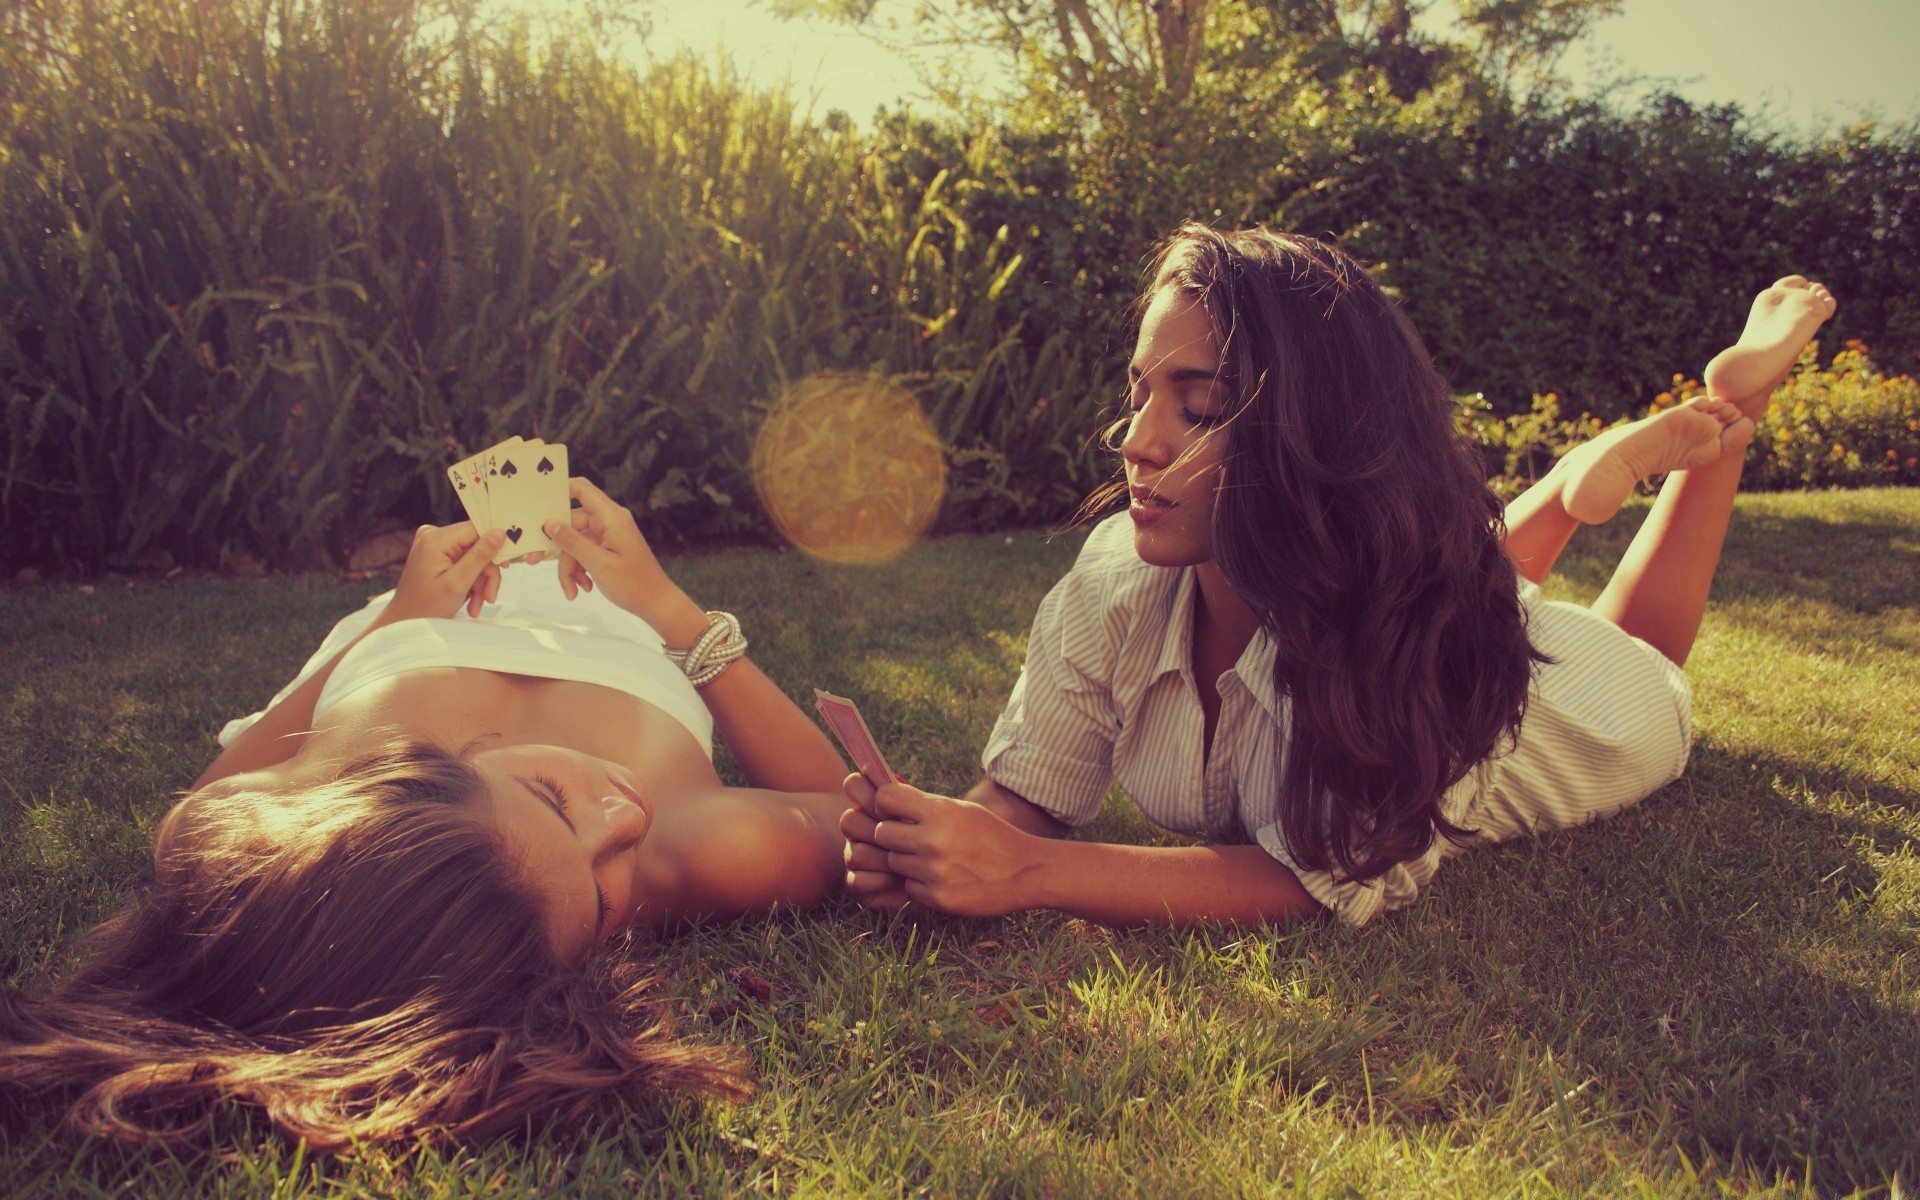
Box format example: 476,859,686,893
1455,342,1920,499
1280,88,1920,422
1749,342,1920,490
1454,388,1631,502
4,1,1916,575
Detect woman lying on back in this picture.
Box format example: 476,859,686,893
1,478,849,1147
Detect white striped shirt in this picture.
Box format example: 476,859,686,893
982,514,1693,925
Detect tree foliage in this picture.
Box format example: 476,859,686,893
772,0,1623,120
2,0,1914,572
775,0,1917,409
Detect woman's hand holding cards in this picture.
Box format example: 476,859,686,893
384,522,508,623
840,776,912,910
840,777,1050,917
542,476,705,638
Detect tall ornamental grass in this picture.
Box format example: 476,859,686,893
8,0,1914,577
0,0,1119,572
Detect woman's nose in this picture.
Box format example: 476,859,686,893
590,791,648,856
1120,398,1170,469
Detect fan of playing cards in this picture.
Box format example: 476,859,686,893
814,689,896,810
447,437,573,564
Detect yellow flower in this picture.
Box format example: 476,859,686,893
1831,443,1846,458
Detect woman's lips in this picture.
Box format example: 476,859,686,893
1129,485,1175,526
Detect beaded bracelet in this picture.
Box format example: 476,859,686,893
663,611,748,688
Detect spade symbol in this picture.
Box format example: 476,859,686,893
505,526,523,543
537,456,554,475
500,460,519,478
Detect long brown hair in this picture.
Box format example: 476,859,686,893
0,738,747,1148
1146,224,1547,883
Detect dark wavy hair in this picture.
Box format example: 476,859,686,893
1140,224,1548,883
0,737,747,1148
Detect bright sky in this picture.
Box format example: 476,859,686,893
623,0,1920,134
1560,0,1920,131
635,1,934,125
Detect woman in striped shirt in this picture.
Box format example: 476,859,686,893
842,224,1836,927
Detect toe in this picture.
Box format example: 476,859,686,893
1773,274,1809,290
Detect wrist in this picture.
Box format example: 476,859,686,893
646,589,711,647
664,610,749,688
368,604,417,632
1016,829,1067,912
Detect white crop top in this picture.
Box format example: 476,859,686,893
217,562,714,755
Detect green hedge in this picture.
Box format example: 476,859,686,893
3,1,1916,572
1273,89,1920,422
0,0,1119,571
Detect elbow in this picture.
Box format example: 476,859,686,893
677,797,844,917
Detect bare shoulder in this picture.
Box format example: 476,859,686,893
155,751,349,859
156,765,297,859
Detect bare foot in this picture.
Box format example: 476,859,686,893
1703,276,1839,420
1559,397,1755,524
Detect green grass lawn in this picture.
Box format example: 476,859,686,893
4,489,1917,1197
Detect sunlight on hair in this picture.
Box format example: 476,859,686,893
750,373,947,565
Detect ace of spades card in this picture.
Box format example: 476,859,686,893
483,439,570,563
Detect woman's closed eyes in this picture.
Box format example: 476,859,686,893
529,771,614,934
1127,372,1228,428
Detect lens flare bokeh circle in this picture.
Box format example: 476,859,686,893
750,372,947,564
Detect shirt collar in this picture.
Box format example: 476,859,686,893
1235,631,1281,719
1151,567,1200,683
1153,567,1282,720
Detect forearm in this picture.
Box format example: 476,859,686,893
705,661,849,791
857,783,1319,925
649,589,847,793
192,611,403,789
1025,840,1324,928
